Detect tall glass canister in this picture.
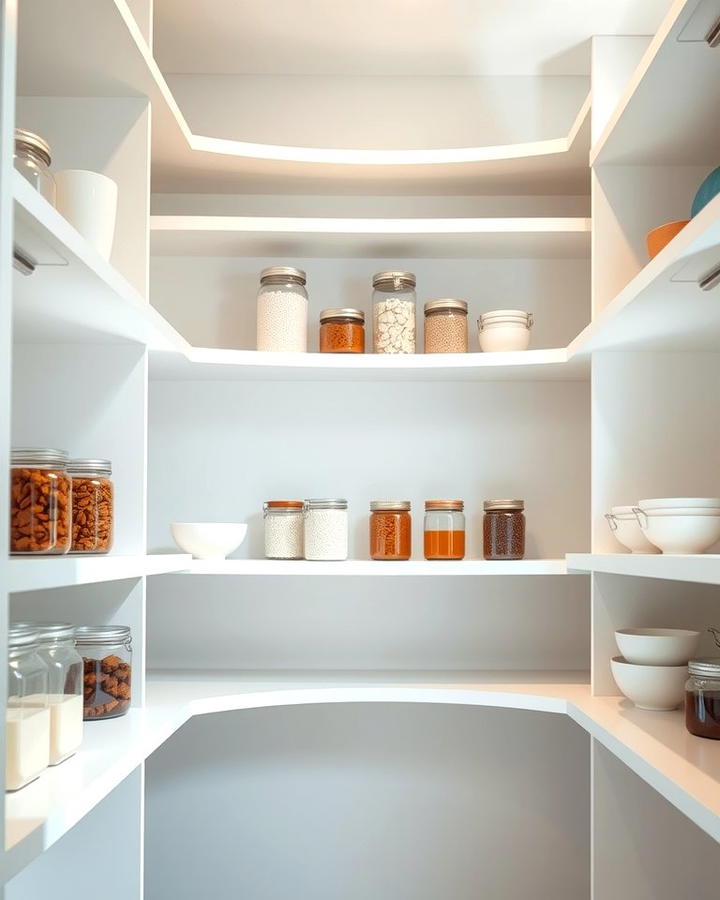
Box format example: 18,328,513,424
7,627,50,791
256,266,308,352
372,271,416,353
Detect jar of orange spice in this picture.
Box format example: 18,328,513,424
369,501,411,560
319,308,365,354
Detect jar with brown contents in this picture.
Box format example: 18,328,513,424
68,458,114,554
369,501,411,560
10,448,71,555
424,299,468,353
483,499,525,560
75,625,132,720
319,308,365,353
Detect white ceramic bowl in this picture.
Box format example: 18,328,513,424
610,657,688,710
171,522,248,559
637,506,720,517
635,511,720,554
615,628,701,666
639,497,720,510
605,513,659,553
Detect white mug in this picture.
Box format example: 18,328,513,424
55,169,118,260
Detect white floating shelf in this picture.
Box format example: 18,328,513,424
567,553,720,585
181,559,570,576
8,554,192,594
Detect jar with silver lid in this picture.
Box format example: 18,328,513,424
424,299,468,353
75,625,132,720
68,458,114,554
304,499,348,561
264,500,304,560
483,499,525,560
14,623,83,764
14,128,55,204
257,266,308,352
319,308,365,353
7,626,50,791
10,448,72,555
372,271,416,354
686,630,720,739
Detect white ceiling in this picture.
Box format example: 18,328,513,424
154,0,672,77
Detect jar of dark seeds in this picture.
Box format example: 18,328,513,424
483,499,525,560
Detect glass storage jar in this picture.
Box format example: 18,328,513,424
75,625,132,720
304,499,348,561
372,271,416,354
319,308,365,354
256,266,308,352
10,448,72,555
424,500,466,560
424,300,468,353
264,500,304,559
7,627,50,791
483,499,525,560
369,501,411,560
14,623,83,764
68,458,114,554
685,658,720,740
14,128,55,204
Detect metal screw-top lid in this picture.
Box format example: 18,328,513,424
319,308,365,323
260,266,306,285
370,500,411,511
372,270,416,290
68,459,112,476
425,499,464,511
74,625,132,647
11,447,69,467
12,622,75,643
688,658,720,677
8,625,40,648
305,498,348,510
484,499,524,511
424,299,468,314
15,128,52,166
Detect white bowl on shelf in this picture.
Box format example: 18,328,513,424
606,507,659,554
636,506,720,517
610,657,688,710
633,509,720,554
639,497,720,510
171,522,248,560
615,628,701,666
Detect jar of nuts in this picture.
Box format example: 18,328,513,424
68,459,113,554
75,625,132,721
10,448,71,555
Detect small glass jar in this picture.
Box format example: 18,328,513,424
685,658,720,740
304,499,348,561
256,266,308,352
372,271,416,354
7,627,50,791
264,500,304,559
10,448,72,555
369,501,411,560
483,499,525,560
68,458,114,554
424,500,466,560
75,625,132,721
319,308,365,354
424,300,468,353
14,128,55,204
14,623,83,765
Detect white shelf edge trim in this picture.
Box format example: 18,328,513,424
566,553,720,585
7,554,192,593
182,559,569,576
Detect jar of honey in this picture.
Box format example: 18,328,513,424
424,500,465,560
686,658,720,740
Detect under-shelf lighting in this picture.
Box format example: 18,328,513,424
698,261,720,291
705,16,720,47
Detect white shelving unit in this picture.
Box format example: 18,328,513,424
182,559,569,576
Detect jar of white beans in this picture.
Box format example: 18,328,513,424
256,266,308,352
304,499,349,560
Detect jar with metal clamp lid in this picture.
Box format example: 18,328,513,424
75,625,132,720
686,627,720,739
372,271,416,354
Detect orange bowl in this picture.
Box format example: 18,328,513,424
646,220,689,259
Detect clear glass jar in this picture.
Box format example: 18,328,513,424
67,459,114,554
264,500,304,559
319,308,365,354
256,266,308,352
7,627,50,791
424,300,468,353
304,499,348,561
424,500,466,560
10,448,72,555
14,128,55,204
685,658,720,739
369,501,411,560
14,623,83,765
75,625,132,721
483,500,525,560
372,271,416,354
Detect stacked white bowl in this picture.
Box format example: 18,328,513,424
605,506,659,553
633,498,720,554
477,309,533,352
611,628,700,710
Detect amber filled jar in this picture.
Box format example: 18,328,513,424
685,659,720,740
424,500,465,560
483,499,525,560
369,501,411,560
424,299,468,353
319,308,365,353
10,448,72,555
68,459,114,554
75,625,132,720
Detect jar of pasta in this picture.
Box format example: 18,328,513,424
370,501,411,560
68,458,114,554
10,448,71,555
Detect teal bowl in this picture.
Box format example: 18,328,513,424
691,165,720,217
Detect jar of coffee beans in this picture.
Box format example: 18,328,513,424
483,500,525,560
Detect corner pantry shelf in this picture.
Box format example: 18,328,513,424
7,554,191,594
180,559,570,576
567,553,720,586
